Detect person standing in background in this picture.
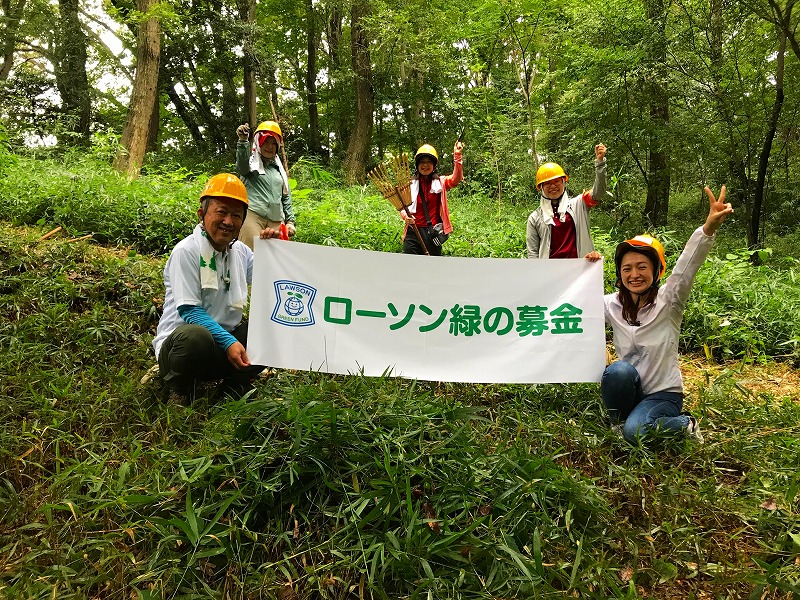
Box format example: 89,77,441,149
400,140,464,256
527,144,607,259
235,121,296,249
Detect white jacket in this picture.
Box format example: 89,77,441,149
526,158,607,259
604,226,715,395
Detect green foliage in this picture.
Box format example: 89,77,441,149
3,136,800,600
0,152,199,254
0,124,14,170
298,185,404,252
685,250,800,363
0,68,62,151
1,194,800,598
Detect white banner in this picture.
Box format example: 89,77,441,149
248,240,606,383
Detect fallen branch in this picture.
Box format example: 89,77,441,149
65,234,93,243
37,226,62,241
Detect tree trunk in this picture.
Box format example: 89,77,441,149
264,63,280,125
759,0,800,62
219,75,238,154
212,7,239,155
237,0,257,128
0,0,27,80
643,0,670,226
327,7,349,159
305,0,323,159
750,29,785,255
515,54,538,171
113,0,160,178
412,67,425,146
376,102,384,159
179,57,227,152
342,0,373,185
506,9,538,170
146,63,167,152
708,0,751,214
644,92,670,226
165,81,206,150
544,54,557,156
55,0,91,146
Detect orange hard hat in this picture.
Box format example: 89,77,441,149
614,234,667,288
200,173,249,207
535,162,568,189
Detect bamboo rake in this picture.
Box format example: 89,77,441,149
368,153,429,255
367,153,412,209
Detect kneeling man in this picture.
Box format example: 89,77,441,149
152,173,265,401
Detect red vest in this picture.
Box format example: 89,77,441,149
413,176,441,227
549,211,578,258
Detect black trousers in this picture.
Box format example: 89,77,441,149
403,226,442,256
158,321,264,395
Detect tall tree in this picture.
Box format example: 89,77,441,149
505,2,543,171
751,28,786,252
55,0,91,146
643,0,671,226
342,0,373,184
305,0,323,158
237,0,257,127
326,5,349,158
113,0,161,178
707,0,751,210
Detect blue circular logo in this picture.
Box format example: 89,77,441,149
284,296,305,316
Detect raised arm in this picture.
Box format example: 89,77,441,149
586,143,607,206
442,140,464,190
235,124,252,176
666,185,733,309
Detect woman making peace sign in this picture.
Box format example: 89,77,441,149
587,186,734,443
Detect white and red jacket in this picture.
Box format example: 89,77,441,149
402,151,463,238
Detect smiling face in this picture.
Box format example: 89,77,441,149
619,251,655,296
540,176,566,200
259,135,279,160
199,197,246,251
416,156,436,176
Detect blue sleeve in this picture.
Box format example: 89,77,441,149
178,305,238,351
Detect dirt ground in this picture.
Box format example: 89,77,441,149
680,355,800,402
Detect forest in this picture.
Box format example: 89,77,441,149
1,0,800,250
1,0,800,598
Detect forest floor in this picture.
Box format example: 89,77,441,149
681,355,800,404
4,220,799,598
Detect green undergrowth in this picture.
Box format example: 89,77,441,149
0,222,799,598
0,150,199,254
0,152,799,597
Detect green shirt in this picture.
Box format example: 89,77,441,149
235,141,295,223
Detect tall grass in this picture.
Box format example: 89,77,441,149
0,148,201,254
